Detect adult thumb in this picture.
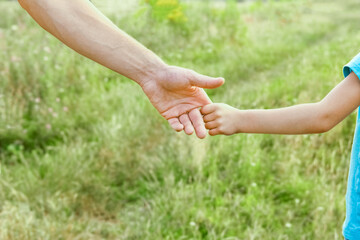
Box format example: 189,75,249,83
189,71,225,89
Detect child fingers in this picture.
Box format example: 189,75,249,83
205,121,219,130
209,128,221,136
168,118,184,132
203,113,217,123
179,113,194,135
200,104,216,115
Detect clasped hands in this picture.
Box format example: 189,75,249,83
140,65,225,139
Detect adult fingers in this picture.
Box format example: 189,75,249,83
179,114,194,135
203,113,217,123
168,118,184,132
189,71,225,89
189,108,207,139
205,121,218,130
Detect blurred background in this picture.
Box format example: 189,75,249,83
1,0,360,239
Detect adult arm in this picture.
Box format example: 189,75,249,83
18,0,224,138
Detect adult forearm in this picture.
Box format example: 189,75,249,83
238,102,328,134
19,0,167,85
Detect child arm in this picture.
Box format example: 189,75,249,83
201,72,360,136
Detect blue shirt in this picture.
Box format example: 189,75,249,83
342,52,360,240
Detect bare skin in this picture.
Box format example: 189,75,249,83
202,72,360,136
18,0,224,139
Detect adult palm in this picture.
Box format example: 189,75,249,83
141,66,225,139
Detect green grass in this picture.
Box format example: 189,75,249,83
1,0,360,239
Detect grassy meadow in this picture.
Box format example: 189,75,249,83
1,0,360,239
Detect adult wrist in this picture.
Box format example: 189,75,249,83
134,61,169,87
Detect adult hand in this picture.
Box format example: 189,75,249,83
141,65,225,139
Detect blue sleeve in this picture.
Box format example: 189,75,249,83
343,53,360,78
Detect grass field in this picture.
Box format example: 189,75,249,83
1,0,360,239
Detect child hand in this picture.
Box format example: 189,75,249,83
201,103,241,136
